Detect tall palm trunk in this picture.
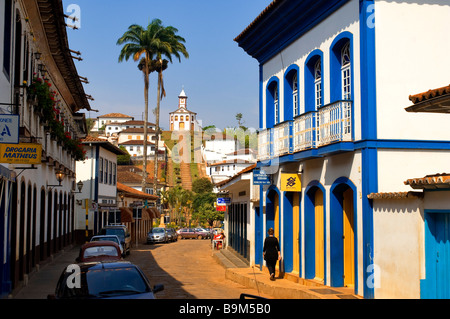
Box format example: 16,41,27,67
154,63,162,198
142,54,150,192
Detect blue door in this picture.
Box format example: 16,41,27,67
434,214,450,298
423,212,450,299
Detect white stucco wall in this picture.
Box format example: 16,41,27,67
373,197,424,299
377,149,450,193
375,0,450,140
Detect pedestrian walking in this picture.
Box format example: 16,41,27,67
263,228,281,281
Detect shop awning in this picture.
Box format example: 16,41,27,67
119,207,134,222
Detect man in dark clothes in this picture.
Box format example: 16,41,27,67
263,228,281,281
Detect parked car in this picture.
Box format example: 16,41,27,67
147,227,168,244
76,242,122,263
194,228,211,239
177,228,202,239
48,261,164,299
166,228,178,242
90,235,124,256
100,225,131,256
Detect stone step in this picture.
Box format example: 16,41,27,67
213,248,249,269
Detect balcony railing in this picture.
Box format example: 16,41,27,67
257,128,272,161
258,100,353,160
317,100,352,147
293,112,316,152
273,121,292,157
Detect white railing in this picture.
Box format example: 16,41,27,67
317,101,352,147
258,101,353,160
273,121,292,157
293,112,316,152
257,129,271,161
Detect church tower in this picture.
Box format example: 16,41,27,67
169,88,198,132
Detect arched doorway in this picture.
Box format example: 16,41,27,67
314,190,325,281
330,178,357,291
39,188,46,262
305,182,326,282
266,188,281,272
266,188,280,239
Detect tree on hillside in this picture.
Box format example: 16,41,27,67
192,177,214,194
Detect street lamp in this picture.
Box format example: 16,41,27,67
47,169,66,190
72,180,84,194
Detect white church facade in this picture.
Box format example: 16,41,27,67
169,89,199,132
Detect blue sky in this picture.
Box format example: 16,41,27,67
62,0,272,131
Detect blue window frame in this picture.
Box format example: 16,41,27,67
284,65,300,120
266,77,280,129
330,31,354,102
305,50,324,113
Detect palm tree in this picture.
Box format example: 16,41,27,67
117,19,189,194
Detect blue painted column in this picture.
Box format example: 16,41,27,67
360,0,378,299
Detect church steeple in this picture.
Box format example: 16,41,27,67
179,87,187,109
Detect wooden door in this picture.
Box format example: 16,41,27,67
343,188,355,287
315,190,324,281
293,193,300,274
179,122,185,130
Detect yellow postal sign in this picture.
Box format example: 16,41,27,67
0,143,42,165
281,173,302,192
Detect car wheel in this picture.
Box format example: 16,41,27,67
197,235,202,240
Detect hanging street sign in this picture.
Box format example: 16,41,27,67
0,143,42,165
253,169,271,185
0,115,19,144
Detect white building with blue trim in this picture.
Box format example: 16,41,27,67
235,0,450,299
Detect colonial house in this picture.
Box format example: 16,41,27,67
235,0,450,299
90,113,133,133
0,0,90,296
74,137,126,244
105,120,156,138
369,84,450,299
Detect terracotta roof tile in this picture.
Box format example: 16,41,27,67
117,182,158,200
404,173,450,190
99,113,133,119
409,84,450,104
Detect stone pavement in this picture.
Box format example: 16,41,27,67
213,248,362,300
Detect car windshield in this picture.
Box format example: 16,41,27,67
60,267,150,299
83,246,119,258
153,228,165,233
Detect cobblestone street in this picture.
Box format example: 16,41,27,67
127,239,271,299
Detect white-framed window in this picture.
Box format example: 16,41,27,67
274,84,279,124
314,59,322,109
341,42,351,100
293,72,299,117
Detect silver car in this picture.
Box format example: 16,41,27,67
147,227,168,244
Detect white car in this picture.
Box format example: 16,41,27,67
90,235,124,256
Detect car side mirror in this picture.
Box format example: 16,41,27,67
153,284,164,293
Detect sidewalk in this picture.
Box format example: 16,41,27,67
11,246,80,299
213,249,362,300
